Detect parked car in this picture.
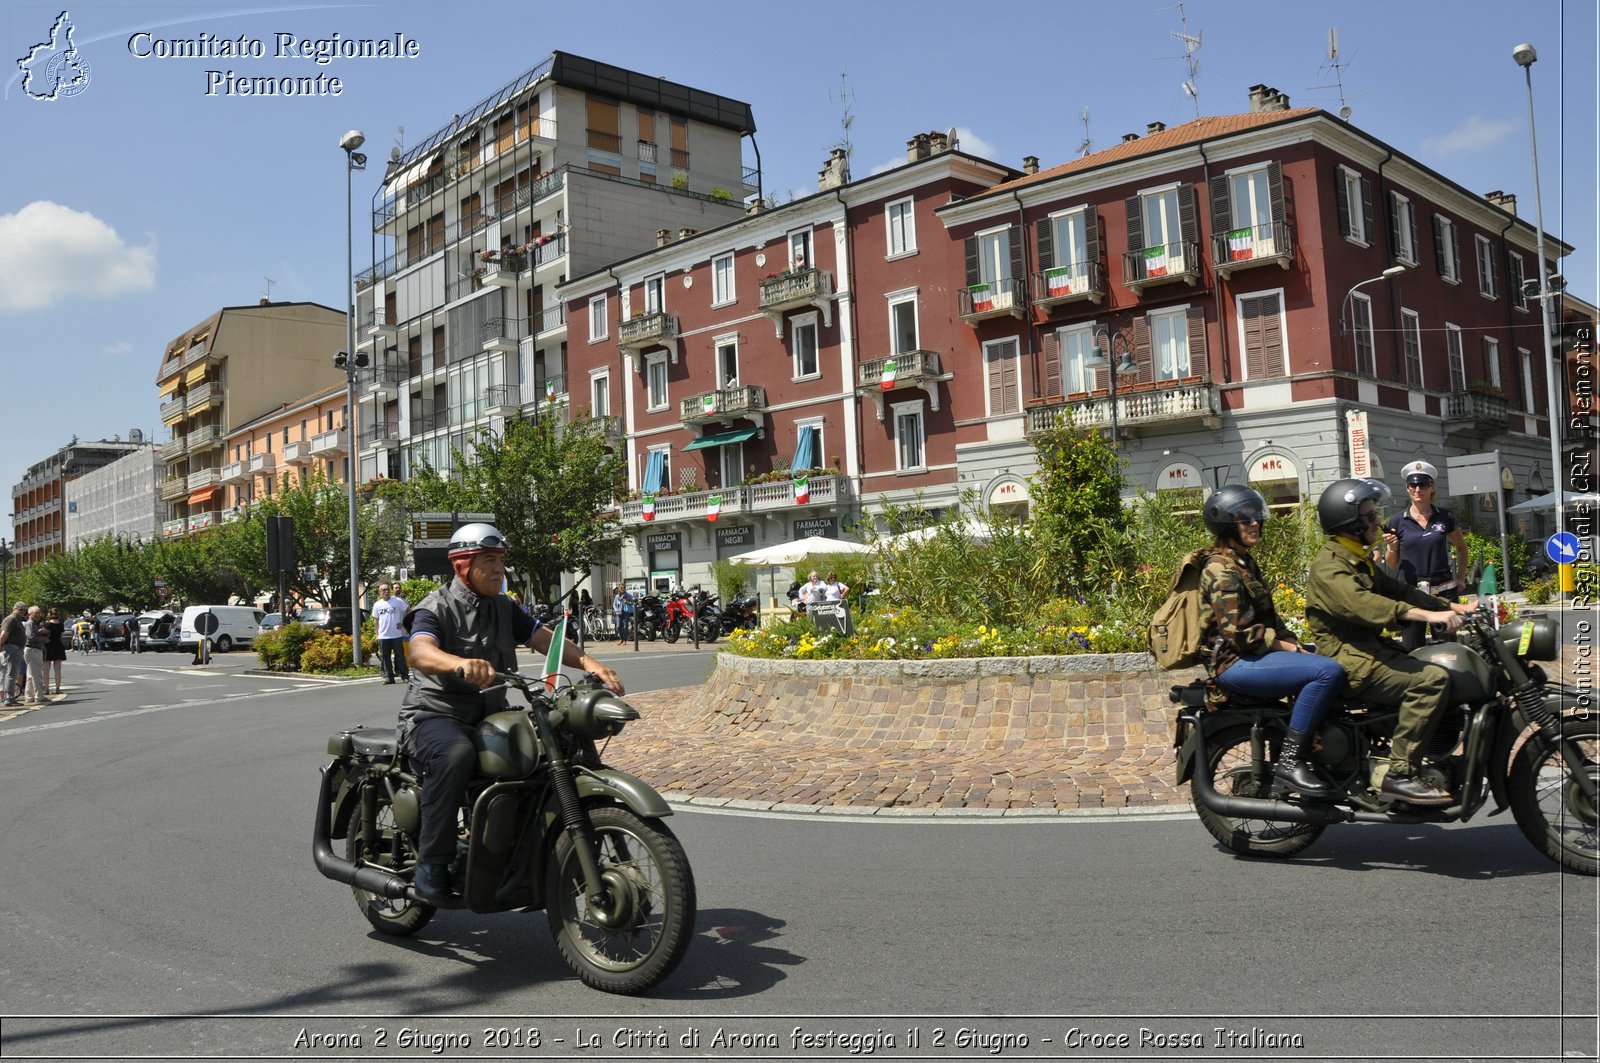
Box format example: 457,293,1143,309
177,605,266,652
137,610,179,651
98,614,140,650
296,606,367,635
259,612,284,635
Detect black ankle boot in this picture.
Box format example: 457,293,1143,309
413,862,455,904
1271,728,1337,800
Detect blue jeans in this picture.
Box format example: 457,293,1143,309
1215,650,1345,734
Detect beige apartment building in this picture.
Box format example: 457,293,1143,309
155,300,347,538
216,384,351,525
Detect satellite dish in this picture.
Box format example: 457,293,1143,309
947,127,959,150
390,146,401,162
1339,105,1352,120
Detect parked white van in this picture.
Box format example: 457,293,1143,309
177,605,266,652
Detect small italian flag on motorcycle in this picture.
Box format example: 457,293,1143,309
542,614,566,691
706,493,721,522
793,476,809,504
642,494,656,521
702,393,717,416
880,358,897,390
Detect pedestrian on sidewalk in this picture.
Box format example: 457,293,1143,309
23,607,50,706
43,609,66,694
372,582,411,685
0,602,26,706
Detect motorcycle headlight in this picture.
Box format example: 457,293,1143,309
552,682,639,740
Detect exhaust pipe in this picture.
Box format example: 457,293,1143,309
312,766,413,900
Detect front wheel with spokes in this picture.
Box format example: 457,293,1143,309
1508,715,1599,876
545,805,695,995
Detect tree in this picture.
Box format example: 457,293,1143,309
1028,410,1127,591
400,412,624,603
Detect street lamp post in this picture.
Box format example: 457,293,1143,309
0,539,11,613
1512,43,1567,543
340,129,369,666
1339,264,1410,341
1083,330,1140,443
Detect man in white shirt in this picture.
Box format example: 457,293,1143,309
372,582,411,685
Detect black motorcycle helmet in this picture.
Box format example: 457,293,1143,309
1202,484,1269,542
1317,477,1392,536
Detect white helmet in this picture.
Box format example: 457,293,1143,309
1400,460,1438,487
447,522,509,559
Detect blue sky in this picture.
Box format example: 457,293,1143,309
2,0,1594,543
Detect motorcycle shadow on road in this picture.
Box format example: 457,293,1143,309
1218,820,1561,880
357,907,802,1000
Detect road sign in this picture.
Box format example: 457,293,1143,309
194,611,219,636
1546,531,1581,565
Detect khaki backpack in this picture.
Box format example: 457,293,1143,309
1147,548,1214,670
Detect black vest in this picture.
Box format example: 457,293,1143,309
398,579,520,742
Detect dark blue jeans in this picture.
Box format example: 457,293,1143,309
406,714,477,865
1215,650,1345,734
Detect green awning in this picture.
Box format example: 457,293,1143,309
683,427,759,451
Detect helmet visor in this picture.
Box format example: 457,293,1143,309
1232,497,1268,524
448,532,510,554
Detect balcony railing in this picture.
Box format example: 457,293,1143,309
536,304,567,335
856,351,945,419
186,425,220,454
159,395,187,424
367,363,407,397
535,374,567,404
588,414,623,446
618,487,751,526
1211,220,1294,276
364,420,401,448
1443,390,1510,440
219,461,248,485
758,268,834,336
587,129,622,154
1122,239,1202,290
670,148,690,170
1025,379,1221,436
747,473,849,512
486,383,520,415
481,317,521,353
533,231,567,271
283,440,313,466
1030,262,1105,308
958,278,1026,323
247,452,276,478
160,476,189,502
373,121,560,224
186,467,219,492
156,436,188,461
681,385,768,426
479,251,529,288
188,509,219,532
310,427,348,457
618,311,680,353
186,381,217,410
163,517,187,538
366,307,401,339
638,140,658,163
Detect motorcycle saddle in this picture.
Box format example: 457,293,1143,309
327,726,400,758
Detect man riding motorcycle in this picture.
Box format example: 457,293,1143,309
1304,478,1475,805
398,523,622,904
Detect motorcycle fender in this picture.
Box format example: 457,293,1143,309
576,766,673,818
1175,710,1257,786
326,761,361,841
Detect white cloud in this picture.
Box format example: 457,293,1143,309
100,340,133,355
0,201,156,313
1422,115,1518,156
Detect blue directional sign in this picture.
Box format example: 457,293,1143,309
1546,531,1581,565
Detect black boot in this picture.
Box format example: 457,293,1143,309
1380,767,1453,806
413,862,455,904
1271,728,1337,800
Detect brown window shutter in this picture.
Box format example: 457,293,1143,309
964,235,979,287
1267,161,1286,226
1186,305,1209,379
1042,330,1062,398
988,345,1006,412
1387,191,1401,257
1210,174,1232,232
1178,184,1200,246
1125,195,1145,253
1433,215,1447,275
1262,295,1284,376
1451,230,1461,280
1086,211,1102,272
1132,316,1153,384
1335,167,1352,238
1407,208,1419,264
1008,225,1024,284
1035,218,1054,270
1241,295,1266,379
1358,175,1374,244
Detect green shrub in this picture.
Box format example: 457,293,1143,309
1522,575,1555,606
300,633,352,672
255,621,320,671
394,577,441,608
254,621,376,673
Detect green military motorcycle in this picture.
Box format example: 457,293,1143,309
313,672,695,994
1174,609,1597,875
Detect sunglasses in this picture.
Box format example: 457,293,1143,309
1406,480,1434,489
455,534,510,550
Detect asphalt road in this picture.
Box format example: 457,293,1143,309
0,650,1593,1062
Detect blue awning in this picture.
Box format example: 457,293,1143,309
791,426,816,472
683,427,758,452
642,450,666,494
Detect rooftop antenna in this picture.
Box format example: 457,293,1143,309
1077,107,1092,157
261,276,276,302
1162,3,1203,117
1310,28,1357,120
828,70,855,180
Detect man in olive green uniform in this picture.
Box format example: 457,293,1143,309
1305,478,1474,805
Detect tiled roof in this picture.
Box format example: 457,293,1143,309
972,107,1323,201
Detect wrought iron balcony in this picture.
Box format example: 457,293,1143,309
364,420,401,449
758,268,834,336
681,385,767,427
958,278,1026,323
481,317,520,354
536,304,567,336
480,250,529,288
366,363,406,398
1122,239,1202,291
618,311,680,354
855,351,947,420
366,307,401,341
1443,389,1509,443
532,231,567,274
1211,220,1294,277
1030,262,1105,309
1024,379,1221,437
485,383,520,417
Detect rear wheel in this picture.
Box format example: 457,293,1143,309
214,634,233,653
1194,724,1327,858
346,788,435,935
1508,716,1599,875
546,805,695,995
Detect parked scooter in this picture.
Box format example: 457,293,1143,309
633,594,666,642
